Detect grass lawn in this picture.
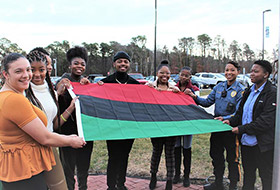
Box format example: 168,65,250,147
89,134,213,180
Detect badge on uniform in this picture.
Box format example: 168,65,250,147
231,91,237,97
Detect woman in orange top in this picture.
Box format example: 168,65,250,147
0,53,85,190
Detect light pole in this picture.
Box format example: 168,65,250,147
262,9,271,60
153,0,157,80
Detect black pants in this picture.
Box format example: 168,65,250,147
1,172,47,190
241,145,273,190
59,141,93,190
210,131,240,184
106,139,134,188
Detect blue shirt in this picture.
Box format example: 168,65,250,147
241,82,266,146
196,80,245,120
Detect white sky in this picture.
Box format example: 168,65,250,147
0,0,278,59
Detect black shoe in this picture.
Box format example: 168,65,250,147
204,182,224,190
183,177,190,187
165,180,172,190
149,173,157,190
107,188,118,190
117,186,128,190
229,184,238,190
173,175,181,184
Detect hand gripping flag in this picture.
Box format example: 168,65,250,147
70,82,231,141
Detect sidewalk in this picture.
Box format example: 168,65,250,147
75,175,203,190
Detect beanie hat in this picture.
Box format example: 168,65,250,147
254,60,272,74
160,59,169,65
113,51,131,62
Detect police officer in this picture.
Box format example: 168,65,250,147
186,61,245,190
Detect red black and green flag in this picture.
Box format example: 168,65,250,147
70,82,231,141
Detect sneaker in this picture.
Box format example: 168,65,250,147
117,186,128,190
173,175,181,184
183,177,190,187
149,174,157,190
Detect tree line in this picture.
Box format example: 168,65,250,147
0,34,276,77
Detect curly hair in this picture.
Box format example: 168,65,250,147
66,46,88,64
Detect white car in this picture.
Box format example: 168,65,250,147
237,74,252,87
194,72,226,89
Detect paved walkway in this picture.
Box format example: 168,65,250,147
75,175,203,190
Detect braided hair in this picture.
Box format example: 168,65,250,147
26,51,60,127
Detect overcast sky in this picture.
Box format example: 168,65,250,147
0,0,278,59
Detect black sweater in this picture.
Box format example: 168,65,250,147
101,72,140,84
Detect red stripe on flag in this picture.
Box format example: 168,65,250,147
71,82,196,106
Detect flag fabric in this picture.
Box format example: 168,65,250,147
70,82,231,141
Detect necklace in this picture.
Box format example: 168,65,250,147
115,78,127,84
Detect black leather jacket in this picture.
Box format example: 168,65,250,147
229,81,276,152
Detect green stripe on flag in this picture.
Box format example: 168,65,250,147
81,114,232,141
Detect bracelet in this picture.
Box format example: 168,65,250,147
60,114,67,122
65,109,71,116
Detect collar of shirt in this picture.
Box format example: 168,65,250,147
250,81,266,93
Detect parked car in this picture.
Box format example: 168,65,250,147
194,72,226,89
128,73,148,84
50,76,61,86
191,75,209,89
88,74,103,83
93,76,105,83
237,74,252,87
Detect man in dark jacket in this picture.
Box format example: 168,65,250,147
224,60,276,190
99,51,140,190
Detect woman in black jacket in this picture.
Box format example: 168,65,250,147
224,60,276,190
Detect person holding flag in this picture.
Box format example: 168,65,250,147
186,61,244,190
98,51,140,190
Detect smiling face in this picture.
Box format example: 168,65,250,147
70,57,86,77
225,63,239,84
157,66,171,84
250,64,269,85
3,57,32,93
31,61,47,85
113,58,130,73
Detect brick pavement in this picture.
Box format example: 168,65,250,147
75,175,203,190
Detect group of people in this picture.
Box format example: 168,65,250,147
0,46,276,190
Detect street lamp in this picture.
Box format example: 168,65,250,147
262,9,271,60
153,0,157,80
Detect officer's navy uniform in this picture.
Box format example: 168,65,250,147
196,80,245,189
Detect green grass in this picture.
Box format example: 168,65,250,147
89,134,213,180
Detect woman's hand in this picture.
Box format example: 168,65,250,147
69,96,79,110
232,127,239,134
97,81,104,85
223,120,230,125
69,135,86,148
146,83,155,88
184,89,197,99
80,78,90,85
57,78,71,96
172,88,179,93
214,116,224,121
